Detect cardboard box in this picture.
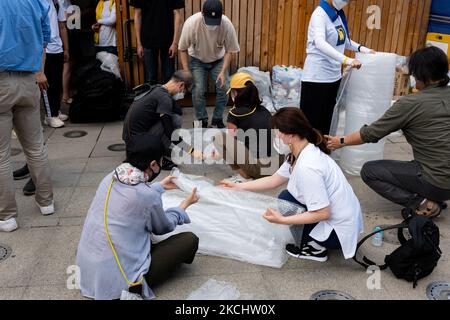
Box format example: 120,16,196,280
394,71,410,100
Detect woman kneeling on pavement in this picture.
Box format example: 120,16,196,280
212,72,283,183
77,133,199,300
221,108,363,262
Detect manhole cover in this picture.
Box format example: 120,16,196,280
0,244,12,263
63,130,88,139
11,148,22,156
310,290,355,300
108,144,126,152
426,282,450,300
378,226,411,245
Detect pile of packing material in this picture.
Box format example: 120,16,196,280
271,65,303,111
156,169,305,268
340,52,397,175
237,67,275,113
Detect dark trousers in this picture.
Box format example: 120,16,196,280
95,46,118,55
300,80,341,135
278,190,341,250
361,160,450,210
44,53,64,117
145,232,199,287
144,47,175,85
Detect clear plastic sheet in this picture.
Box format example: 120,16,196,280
157,169,306,268
96,52,121,79
340,52,397,175
271,66,303,110
187,279,240,300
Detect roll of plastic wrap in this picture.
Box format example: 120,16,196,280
340,52,397,175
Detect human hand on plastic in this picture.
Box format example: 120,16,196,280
160,175,178,191
368,49,376,54
210,149,222,161
324,135,343,151
137,45,144,59
351,59,362,70
263,208,285,224
36,72,49,91
180,187,199,210
218,180,241,190
192,150,205,160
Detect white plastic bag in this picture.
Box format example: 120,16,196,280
187,279,240,300
272,65,303,110
340,52,397,175
96,52,122,79
158,170,305,268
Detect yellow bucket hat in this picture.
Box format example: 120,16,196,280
227,72,255,95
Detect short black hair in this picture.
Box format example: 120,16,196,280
125,133,164,172
172,70,193,92
408,46,449,87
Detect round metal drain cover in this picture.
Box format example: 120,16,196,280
108,144,126,152
11,148,22,156
310,290,355,300
63,130,88,139
0,244,12,263
426,282,450,300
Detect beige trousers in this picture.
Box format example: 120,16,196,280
0,72,53,221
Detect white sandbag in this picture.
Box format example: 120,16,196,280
237,67,272,99
96,52,122,79
272,65,303,110
340,52,397,175
157,170,305,268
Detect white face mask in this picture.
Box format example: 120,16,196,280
273,137,291,155
204,19,219,31
173,92,185,101
332,0,349,10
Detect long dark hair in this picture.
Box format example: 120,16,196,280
271,107,330,155
408,46,450,87
234,81,263,109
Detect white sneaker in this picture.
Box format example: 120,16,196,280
0,218,18,232
36,201,55,216
228,174,252,184
58,112,69,121
44,117,65,128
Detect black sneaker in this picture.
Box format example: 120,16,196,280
285,243,328,262
211,119,226,129
13,165,30,180
161,158,177,171
194,119,209,129
23,178,36,196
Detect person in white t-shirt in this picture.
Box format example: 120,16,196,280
301,0,375,135
92,0,117,55
220,108,364,262
43,0,70,128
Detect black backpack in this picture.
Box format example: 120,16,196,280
354,214,442,288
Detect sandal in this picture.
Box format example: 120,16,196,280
415,200,442,218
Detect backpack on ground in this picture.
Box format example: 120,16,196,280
353,213,442,288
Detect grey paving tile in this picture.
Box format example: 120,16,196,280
90,140,126,158
45,126,102,144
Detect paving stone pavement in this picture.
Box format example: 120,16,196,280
0,107,448,300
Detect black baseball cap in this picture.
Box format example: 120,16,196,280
202,0,223,26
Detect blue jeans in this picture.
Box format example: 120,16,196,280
144,47,175,85
278,190,341,250
189,56,229,121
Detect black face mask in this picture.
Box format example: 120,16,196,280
148,164,161,183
